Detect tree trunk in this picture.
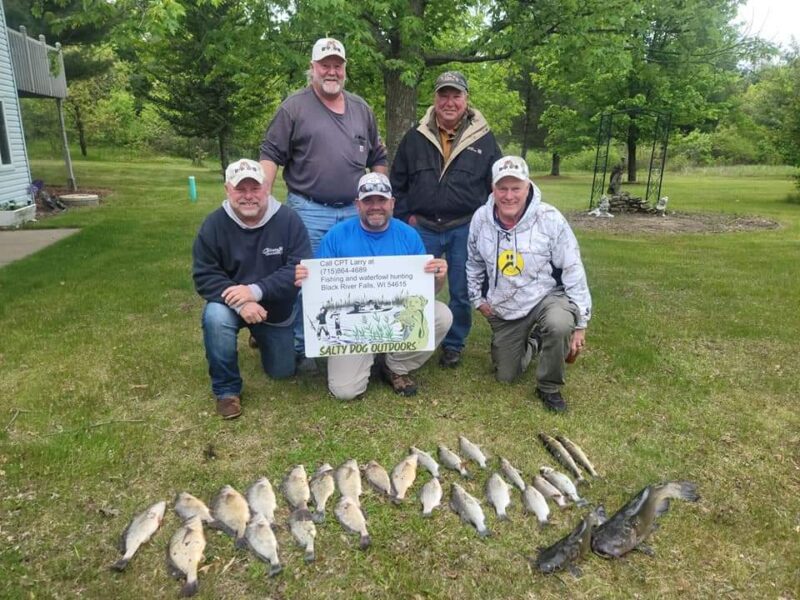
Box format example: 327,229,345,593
627,121,638,182
217,131,229,178
520,78,534,159
73,103,87,158
383,68,418,165
550,152,561,176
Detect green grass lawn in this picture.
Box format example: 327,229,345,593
1,158,798,599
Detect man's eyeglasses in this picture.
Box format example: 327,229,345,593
359,182,391,195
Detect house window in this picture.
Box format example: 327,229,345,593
0,101,12,165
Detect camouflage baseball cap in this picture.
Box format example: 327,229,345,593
434,71,468,93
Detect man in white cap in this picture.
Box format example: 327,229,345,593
259,38,388,369
192,159,311,419
295,172,453,400
465,156,591,412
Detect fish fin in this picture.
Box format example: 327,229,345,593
303,550,315,563
478,528,492,539
109,558,129,572
655,497,672,517
576,498,589,508
498,513,509,522
268,563,283,577
180,579,199,597
421,510,432,518
311,511,325,524
567,564,583,578
635,543,655,557
359,534,371,550
538,520,549,530
117,524,130,554
165,551,183,579
234,535,248,550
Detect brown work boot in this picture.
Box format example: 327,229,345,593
381,364,418,396
216,396,242,419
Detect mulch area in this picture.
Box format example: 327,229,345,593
567,211,780,234
35,186,113,220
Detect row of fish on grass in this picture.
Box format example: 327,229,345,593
109,433,609,595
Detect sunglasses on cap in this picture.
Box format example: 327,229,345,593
358,182,392,195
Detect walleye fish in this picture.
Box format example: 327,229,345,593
246,477,277,526
538,433,584,482
438,444,469,477
534,506,605,577
556,435,599,478
111,500,166,571
174,492,215,526
450,483,491,538
420,478,443,517
592,481,700,558
533,475,569,509
245,513,282,577
485,473,512,520
283,465,311,510
363,460,392,497
522,485,550,527
210,485,250,548
540,467,588,507
167,515,206,597
500,457,526,492
309,463,335,524
335,459,362,503
391,454,418,502
458,436,488,469
288,508,317,563
334,496,371,550
410,446,440,479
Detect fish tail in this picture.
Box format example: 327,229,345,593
538,520,549,530
478,527,492,539
311,511,325,524
180,577,199,597
110,557,129,571
498,513,509,521
359,534,371,550
575,498,589,508
234,535,248,550
673,481,700,502
303,549,316,563
268,562,283,577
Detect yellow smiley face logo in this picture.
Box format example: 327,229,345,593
498,250,524,276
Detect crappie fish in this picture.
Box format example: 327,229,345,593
450,483,490,538
410,446,440,479
111,500,166,571
283,465,310,510
288,508,317,563
438,445,469,477
210,485,250,548
500,457,526,491
458,436,488,469
167,515,206,597
245,513,282,577
334,496,370,549
533,475,569,509
246,477,277,526
485,473,512,520
592,481,700,558
420,478,443,517
540,467,588,507
174,492,215,525
522,485,550,527
391,454,418,502
556,435,599,478
534,506,605,577
538,433,584,482
309,463,335,524
335,459,362,503
363,460,392,497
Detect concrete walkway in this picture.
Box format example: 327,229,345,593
0,229,80,268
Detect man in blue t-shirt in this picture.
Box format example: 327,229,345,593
295,173,453,400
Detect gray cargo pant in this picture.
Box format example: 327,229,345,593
327,301,453,400
487,290,579,393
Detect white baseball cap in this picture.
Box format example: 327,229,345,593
357,172,392,201
492,156,530,186
225,159,264,186
312,38,346,62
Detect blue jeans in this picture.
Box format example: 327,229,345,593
286,192,358,354
202,302,295,399
415,222,471,353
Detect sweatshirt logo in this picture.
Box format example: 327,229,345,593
498,250,524,276
262,246,283,257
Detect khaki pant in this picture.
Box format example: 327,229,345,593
328,301,453,400
486,290,579,393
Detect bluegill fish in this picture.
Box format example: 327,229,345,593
309,464,335,524
111,500,166,571
438,445,469,478
167,515,206,597
335,459,362,504
500,457,526,492
485,473,512,521
289,508,317,563
334,496,370,549
410,446,440,479
522,485,550,527
458,436,488,469
391,454,418,502
283,465,310,510
592,481,700,558
363,460,392,497
246,477,277,527
534,506,605,577
210,485,250,548
174,492,215,526
420,478,443,517
245,513,282,577
450,483,490,538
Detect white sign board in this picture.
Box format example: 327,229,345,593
301,255,435,358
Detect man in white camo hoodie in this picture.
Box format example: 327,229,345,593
466,156,591,412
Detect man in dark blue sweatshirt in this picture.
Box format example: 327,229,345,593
193,159,311,419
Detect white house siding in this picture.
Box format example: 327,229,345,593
0,1,32,208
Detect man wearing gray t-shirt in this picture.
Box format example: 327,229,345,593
259,38,388,367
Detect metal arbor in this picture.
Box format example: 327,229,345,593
589,109,671,209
